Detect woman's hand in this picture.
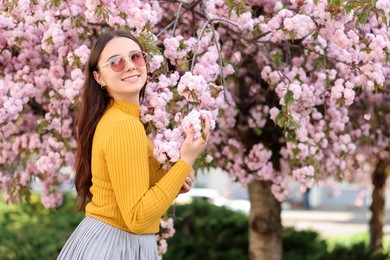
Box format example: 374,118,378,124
180,120,210,166
179,169,195,194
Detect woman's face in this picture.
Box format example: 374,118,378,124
93,37,147,104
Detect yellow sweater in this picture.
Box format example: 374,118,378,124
86,99,191,234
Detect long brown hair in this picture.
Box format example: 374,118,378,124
74,31,145,211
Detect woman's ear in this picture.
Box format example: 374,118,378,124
93,71,106,87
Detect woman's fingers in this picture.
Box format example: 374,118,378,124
181,120,212,166
180,183,190,193
185,126,195,141
185,176,192,187
188,170,195,182
179,177,192,194
202,118,211,140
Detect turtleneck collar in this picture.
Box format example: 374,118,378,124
112,99,140,120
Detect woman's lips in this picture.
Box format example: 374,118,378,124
122,75,140,82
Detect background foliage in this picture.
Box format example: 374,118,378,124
0,193,83,259
1,194,390,259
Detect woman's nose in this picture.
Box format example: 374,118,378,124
125,57,136,71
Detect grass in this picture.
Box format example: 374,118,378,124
327,232,390,251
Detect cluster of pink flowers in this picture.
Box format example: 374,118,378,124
245,144,274,181
141,70,218,169
182,109,215,140
177,72,209,103
283,14,316,39
193,45,234,83
292,166,315,187
0,80,24,127
61,68,85,102
156,217,175,259
67,44,90,68
41,189,64,209
148,54,164,73
204,1,254,31
248,105,269,129
1,1,390,255
377,0,390,16
163,36,196,65
330,79,356,106
85,0,159,32
193,46,221,82
141,72,178,129
152,128,184,166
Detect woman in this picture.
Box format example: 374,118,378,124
58,31,209,259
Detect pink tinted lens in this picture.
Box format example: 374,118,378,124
131,51,146,67
109,56,126,72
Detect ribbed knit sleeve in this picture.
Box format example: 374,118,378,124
104,117,191,233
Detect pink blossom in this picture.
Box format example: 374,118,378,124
269,107,280,121
148,54,164,72
177,72,208,102
289,83,302,100
182,110,215,141
41,190,63,209
283,14,315,39
292,166,315,187
205,154,213,163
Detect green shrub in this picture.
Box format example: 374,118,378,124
163,200,249,260
283,227,328,260
1,194,390,260
0,193,83,260
325,242,390,260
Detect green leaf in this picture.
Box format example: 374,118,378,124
37,120,49,135
326,77,331,89
225,0,251,17
178,39,188,50
253,127,262,136
313,57,326,69
275,111,285,126
75,17,84,27
285,91,294,106
46,36,54,45
271,52,283,67
361,46,372,54
290,31,295,42
95,6,102,17
312,31,319,40
191,91,199,101
382,15,388,25
15,116,23,126
358,9,370,25
386,53,390,63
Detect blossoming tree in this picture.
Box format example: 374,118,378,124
0,0,389,259
343,90,390,249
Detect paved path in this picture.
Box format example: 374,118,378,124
282,205,390,238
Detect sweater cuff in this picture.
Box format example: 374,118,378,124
176,159,193,171
158,159,192,196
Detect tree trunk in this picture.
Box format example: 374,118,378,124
248,180,282,260
369,160,390,250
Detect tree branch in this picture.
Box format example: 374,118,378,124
156,0,202,37
172,3,183,37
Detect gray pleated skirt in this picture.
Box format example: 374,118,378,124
57,216,158,260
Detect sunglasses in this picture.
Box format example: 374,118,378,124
97,51,148,72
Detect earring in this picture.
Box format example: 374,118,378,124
100,84,105,90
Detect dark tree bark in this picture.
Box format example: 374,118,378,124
248,180,282,260
369,160,390,250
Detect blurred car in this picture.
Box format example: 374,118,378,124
174,188,250,215
228,199,250,215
